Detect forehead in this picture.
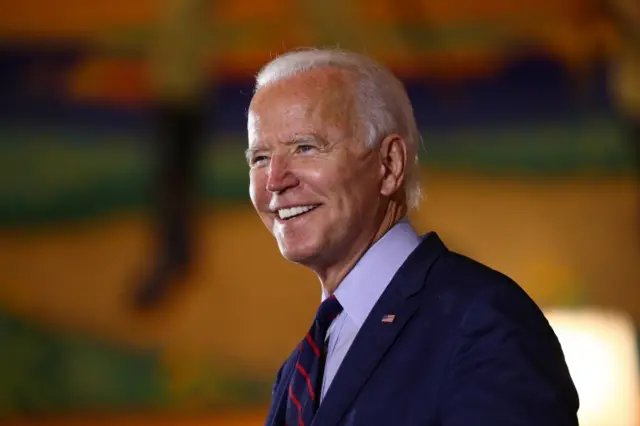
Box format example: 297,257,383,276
248,67,357,144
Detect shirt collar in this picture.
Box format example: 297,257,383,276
322,218,420,328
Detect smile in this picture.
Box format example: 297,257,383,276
278,205,320,220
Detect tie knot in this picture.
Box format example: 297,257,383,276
315,295,343,327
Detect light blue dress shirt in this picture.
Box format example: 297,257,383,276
320,219,421,400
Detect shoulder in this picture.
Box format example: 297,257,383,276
431,253,579,423
422,248,551,333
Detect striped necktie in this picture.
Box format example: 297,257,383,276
286,294,343,426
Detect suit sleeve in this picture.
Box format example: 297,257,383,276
272,363,284,398
440,282,580,426
264,362,287,426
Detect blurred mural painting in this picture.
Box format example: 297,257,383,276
0,0,639,424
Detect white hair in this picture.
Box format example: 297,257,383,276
253,48,423,209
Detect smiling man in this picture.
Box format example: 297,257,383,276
246,49,579,426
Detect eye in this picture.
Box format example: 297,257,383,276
251,155,269,166
296,144,315,154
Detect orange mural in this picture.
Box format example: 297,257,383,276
0,0,616,78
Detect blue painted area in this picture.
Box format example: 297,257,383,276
0,45,152,135
408,57,613,132
0,46,619,140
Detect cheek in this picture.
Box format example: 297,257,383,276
337,161,381,207
296,157,344,192
306,168,357,213
249,171,267,208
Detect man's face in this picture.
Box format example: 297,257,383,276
247,68,384,268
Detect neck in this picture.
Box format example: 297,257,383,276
317,201,407,296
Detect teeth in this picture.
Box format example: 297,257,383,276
278,205,317,220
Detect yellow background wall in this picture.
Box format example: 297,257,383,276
1,172,636,377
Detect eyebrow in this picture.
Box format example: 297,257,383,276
244,134,327,163
289,134,325,145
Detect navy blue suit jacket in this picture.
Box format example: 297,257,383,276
266,232,579,426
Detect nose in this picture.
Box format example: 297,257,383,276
266,154,298,194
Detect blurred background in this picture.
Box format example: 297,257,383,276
0,0,639,424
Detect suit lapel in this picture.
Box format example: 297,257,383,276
312,291,422,426
312,233,447,426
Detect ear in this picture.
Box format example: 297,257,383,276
378,134,407,198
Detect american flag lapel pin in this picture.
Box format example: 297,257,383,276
381,314,396,323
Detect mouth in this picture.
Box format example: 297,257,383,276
277,204,320,221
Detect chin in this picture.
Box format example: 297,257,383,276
277,239,321,265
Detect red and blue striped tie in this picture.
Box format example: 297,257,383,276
286,295,343,426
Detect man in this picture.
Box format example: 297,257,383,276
246,49,579,426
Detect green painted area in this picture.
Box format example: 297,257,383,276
0,311,166,415
0,117,634,227
0,308,271,416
